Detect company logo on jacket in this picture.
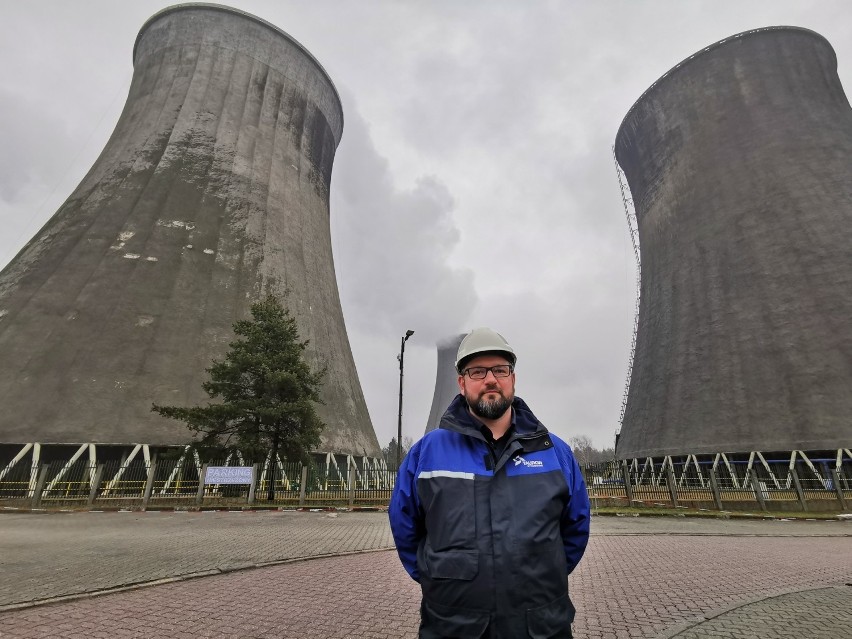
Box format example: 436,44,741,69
513,455,543,468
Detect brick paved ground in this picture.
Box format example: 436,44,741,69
0,511,394,607
570,534,851,638
0,512,849,638
664,586,852,639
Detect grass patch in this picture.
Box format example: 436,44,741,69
590,505,843,520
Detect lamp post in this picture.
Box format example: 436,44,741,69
397,329,415,470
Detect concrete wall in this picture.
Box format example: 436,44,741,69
424,334,465,433
0,5,380,457
615,27,852,458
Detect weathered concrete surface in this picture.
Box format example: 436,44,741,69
615,27,852,457
0,512,849,638
424,333,465,434
0,5,379,456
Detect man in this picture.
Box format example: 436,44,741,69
390,327,590,638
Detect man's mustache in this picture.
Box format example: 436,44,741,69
479,388,507,400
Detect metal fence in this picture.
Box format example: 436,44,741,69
586,453,852,513
0,456,397,510
1,452,849,512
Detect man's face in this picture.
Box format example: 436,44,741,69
457,353,515,421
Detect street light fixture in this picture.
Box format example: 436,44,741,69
397,329,415,470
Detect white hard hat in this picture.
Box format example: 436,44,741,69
455,327,516,372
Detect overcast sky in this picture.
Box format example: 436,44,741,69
2,1,852,451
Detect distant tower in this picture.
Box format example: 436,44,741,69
0,4,380,458
614,27,852,458
425,334,465,433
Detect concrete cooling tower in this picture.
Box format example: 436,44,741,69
614,27,852,459
0,4,380,458
425,334,465,433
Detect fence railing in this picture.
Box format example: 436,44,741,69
0,457,397,510
586,455,852,513
1,455,849,512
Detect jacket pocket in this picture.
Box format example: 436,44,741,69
526,593,575,639
420,599,490,639
424,547,479,580
418,473,477,552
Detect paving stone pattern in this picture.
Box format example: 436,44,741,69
0,511,394,607
667,586,852,639
570,534,851,638
0,512,849,638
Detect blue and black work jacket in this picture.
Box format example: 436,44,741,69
389,395,591,638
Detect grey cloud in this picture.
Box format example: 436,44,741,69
0,89,75,203
331,92,477,344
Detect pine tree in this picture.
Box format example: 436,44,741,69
382,436,414,468
153,294,325,499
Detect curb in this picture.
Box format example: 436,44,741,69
0,546,396,614
592,510,850,522
0,505,389,515
3,506,842,520
653,584,851,638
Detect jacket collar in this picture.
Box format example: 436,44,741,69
439,394,549,440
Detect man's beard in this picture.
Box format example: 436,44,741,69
467,388,513,420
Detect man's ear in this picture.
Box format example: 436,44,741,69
457,374,465,394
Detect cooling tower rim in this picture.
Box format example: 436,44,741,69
437,333,467,349
134,2,343,131
614,25,835,148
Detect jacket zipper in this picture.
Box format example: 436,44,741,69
485,440,498,470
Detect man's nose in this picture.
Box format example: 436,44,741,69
483,368,499,381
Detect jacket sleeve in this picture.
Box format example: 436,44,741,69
388,442,424,582
554,437,591,575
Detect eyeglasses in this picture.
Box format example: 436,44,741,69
462,365,514,380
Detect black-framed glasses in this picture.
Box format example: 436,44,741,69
462,364,514,380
